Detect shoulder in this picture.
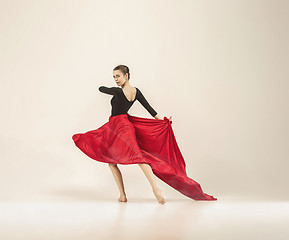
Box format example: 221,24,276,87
135,87,143,95
135,87,140,93
114,87,122,92
134,87,140,96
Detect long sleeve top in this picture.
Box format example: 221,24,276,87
99,86,158,117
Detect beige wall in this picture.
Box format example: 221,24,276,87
0,0,288,201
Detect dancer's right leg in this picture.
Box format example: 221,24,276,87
108,163,127,202
138,163,165,204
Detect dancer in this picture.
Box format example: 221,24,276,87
72,64,217,204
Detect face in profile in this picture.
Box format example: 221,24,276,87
113,70,128,86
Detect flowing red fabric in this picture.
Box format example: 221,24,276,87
72,113,217,201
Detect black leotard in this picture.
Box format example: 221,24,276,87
99,86,158,117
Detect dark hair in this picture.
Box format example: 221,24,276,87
113,65,130,80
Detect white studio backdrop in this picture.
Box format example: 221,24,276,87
0,0,288,202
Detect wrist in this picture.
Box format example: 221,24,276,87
154,114,162,120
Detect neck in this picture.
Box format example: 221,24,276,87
121,80,130,89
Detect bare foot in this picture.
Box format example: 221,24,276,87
153,188,165,204
118,194,127,202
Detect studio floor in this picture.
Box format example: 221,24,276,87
1,196,289,240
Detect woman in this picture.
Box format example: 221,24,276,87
72,65,217,204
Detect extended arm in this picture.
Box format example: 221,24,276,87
99,86,116,95
137,89,158,118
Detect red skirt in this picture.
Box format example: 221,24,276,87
72,113,217,201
